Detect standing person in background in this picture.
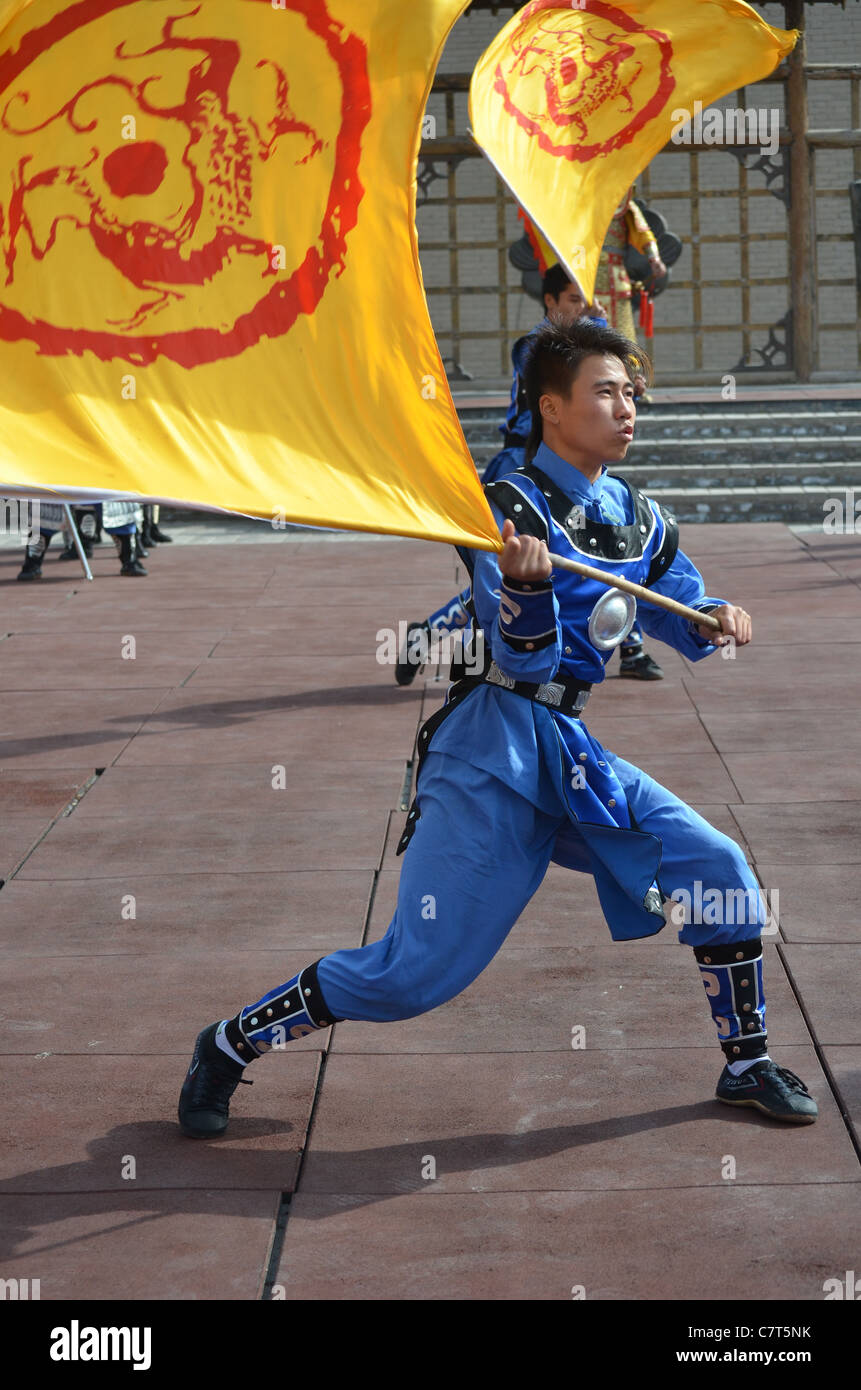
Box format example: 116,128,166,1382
102,501,148,577
594,184,666,404
16,502,66,580
141,504,173,548
490,266,605,489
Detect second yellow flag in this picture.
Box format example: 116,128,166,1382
470,0,798,303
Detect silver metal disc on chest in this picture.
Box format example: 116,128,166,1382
587,589,637,650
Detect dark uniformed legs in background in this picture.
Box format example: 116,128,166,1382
109,527,147,577
17,528,55,581
58,507,99,561
17,503,165,579
394,588,472,686
141,504,173,547
618,622,664,679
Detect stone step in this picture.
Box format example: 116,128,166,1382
467,435,861,465
472,460,856,520
578,461,861,489
462,416,861,443
634,485,837,525
454,393,861,417
458,406,861,447
625,408,861,431
630,434,861,459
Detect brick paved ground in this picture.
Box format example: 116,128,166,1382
0,522,859,1300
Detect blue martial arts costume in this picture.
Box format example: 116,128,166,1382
220,444,770,1070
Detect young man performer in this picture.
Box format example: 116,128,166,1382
394,266,663,685
178,318,817,1138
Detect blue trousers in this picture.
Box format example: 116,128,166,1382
316,750,764,1022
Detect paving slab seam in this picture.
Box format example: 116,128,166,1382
722,805,763,876
259,1194,292,1300
290,1044,769,1057
178,636,228,688
811,557,861,593
8,869,383,884
0,769,105,887
0,1044,763,1056
261,827,392,1295
260,1048,332,1300
682,686,748,807
774,942,861,1167
798,534,861,568
398,758,414,812
273,1181,861,1198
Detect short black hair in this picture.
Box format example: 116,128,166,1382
541,263,573,302
523,318,652,463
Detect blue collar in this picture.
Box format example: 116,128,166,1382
530,443,609,504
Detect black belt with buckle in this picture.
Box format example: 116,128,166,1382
402,659,593,856
453,660,592,717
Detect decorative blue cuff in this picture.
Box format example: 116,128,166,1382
498,576,558,652
687,600,725,648
501,574,553,594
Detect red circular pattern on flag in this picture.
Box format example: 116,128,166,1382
493,0,675,162
102,141,169,198
0,0,371,366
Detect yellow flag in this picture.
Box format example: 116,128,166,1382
470,0,798,302
0,0,501,550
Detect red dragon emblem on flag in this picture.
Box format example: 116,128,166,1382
493,0,674,161
0,0,370,366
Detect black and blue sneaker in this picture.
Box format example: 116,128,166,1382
619,650,664,680
716,1059,818,1124
178,1023,253,1138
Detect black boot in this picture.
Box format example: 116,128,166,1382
149,505,172,542
17,532,51,581
119,533,147,576
140,505,155,549
134,530,149,561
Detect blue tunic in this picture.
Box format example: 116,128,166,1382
426,442,728,941
312,444,763,1024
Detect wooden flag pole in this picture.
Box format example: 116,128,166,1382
546,550,722,632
